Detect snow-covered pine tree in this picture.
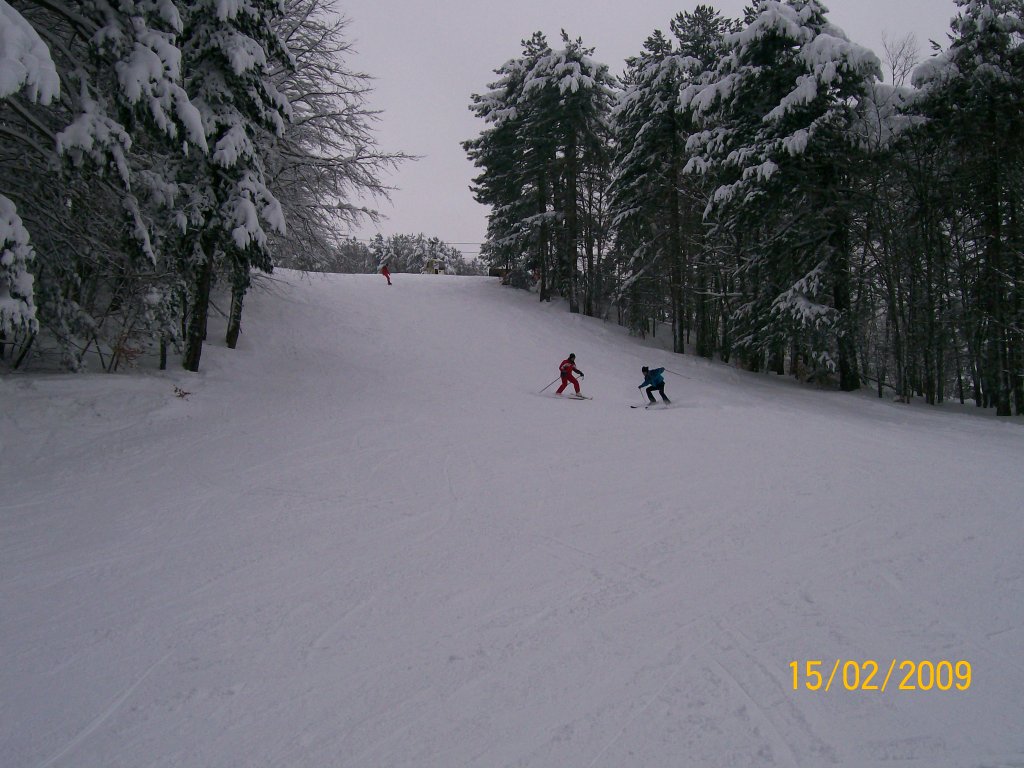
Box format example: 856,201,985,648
608,6,736,354
522,32,615,313
467,32,614,311
1,0,205,369
610,30,689,347
0,1,58,354
0,196,37,353
363,234,472,275
910,0,1024,414
334,237,376,274
465,33,555,296
681,0,881,389
176,0,292,367
844,75,920,403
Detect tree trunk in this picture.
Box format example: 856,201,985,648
564,131,580,314
668,129,685,354
984,146,1011,415
769,342,785,375
695,284,711,358
1008,188,1023,414
13,333,34,369
183,246,214,372
833,232,860,391
537,169,551,303
226,283,244,349
226,260,250,350
583,205,595,317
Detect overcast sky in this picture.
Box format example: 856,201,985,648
337,0,960,258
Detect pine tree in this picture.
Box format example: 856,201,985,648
682,0,882,388
465,33,555,296
851,80,922,402
2,0,206,369
523,32,615,313
911,0,1024,414
177,0,292,368
0,2,57,352
0,195,37,351
466,32,614,311
608,7,735,353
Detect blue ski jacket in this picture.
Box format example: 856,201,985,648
640,367,666,388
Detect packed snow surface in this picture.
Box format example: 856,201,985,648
2,272,1022,767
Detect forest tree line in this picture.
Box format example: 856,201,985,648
1,0,401,373
302,234,486,276
464,0,1023,415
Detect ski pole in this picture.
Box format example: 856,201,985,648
539,376,560,393
664,368,693,381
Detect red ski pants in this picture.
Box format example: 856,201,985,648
556,374,580,394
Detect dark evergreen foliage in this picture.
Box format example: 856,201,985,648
465,0,1022,412
1,0,400,372
465,31,616,312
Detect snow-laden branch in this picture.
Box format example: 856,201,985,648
0,1,60,103
0,193,38,335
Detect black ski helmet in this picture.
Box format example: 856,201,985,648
568,353,575,360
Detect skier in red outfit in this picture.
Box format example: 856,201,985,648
555,353,585,395
380,261,392,285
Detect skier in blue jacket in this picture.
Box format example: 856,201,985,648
639,366,671,405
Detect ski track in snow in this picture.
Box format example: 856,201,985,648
34,651,174,768
2,272,1023,767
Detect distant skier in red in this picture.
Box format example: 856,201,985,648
556,353,585,396
380,261,392,285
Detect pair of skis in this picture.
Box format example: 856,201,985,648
551,393,673,409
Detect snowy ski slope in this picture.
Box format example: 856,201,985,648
2,272,1022,767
